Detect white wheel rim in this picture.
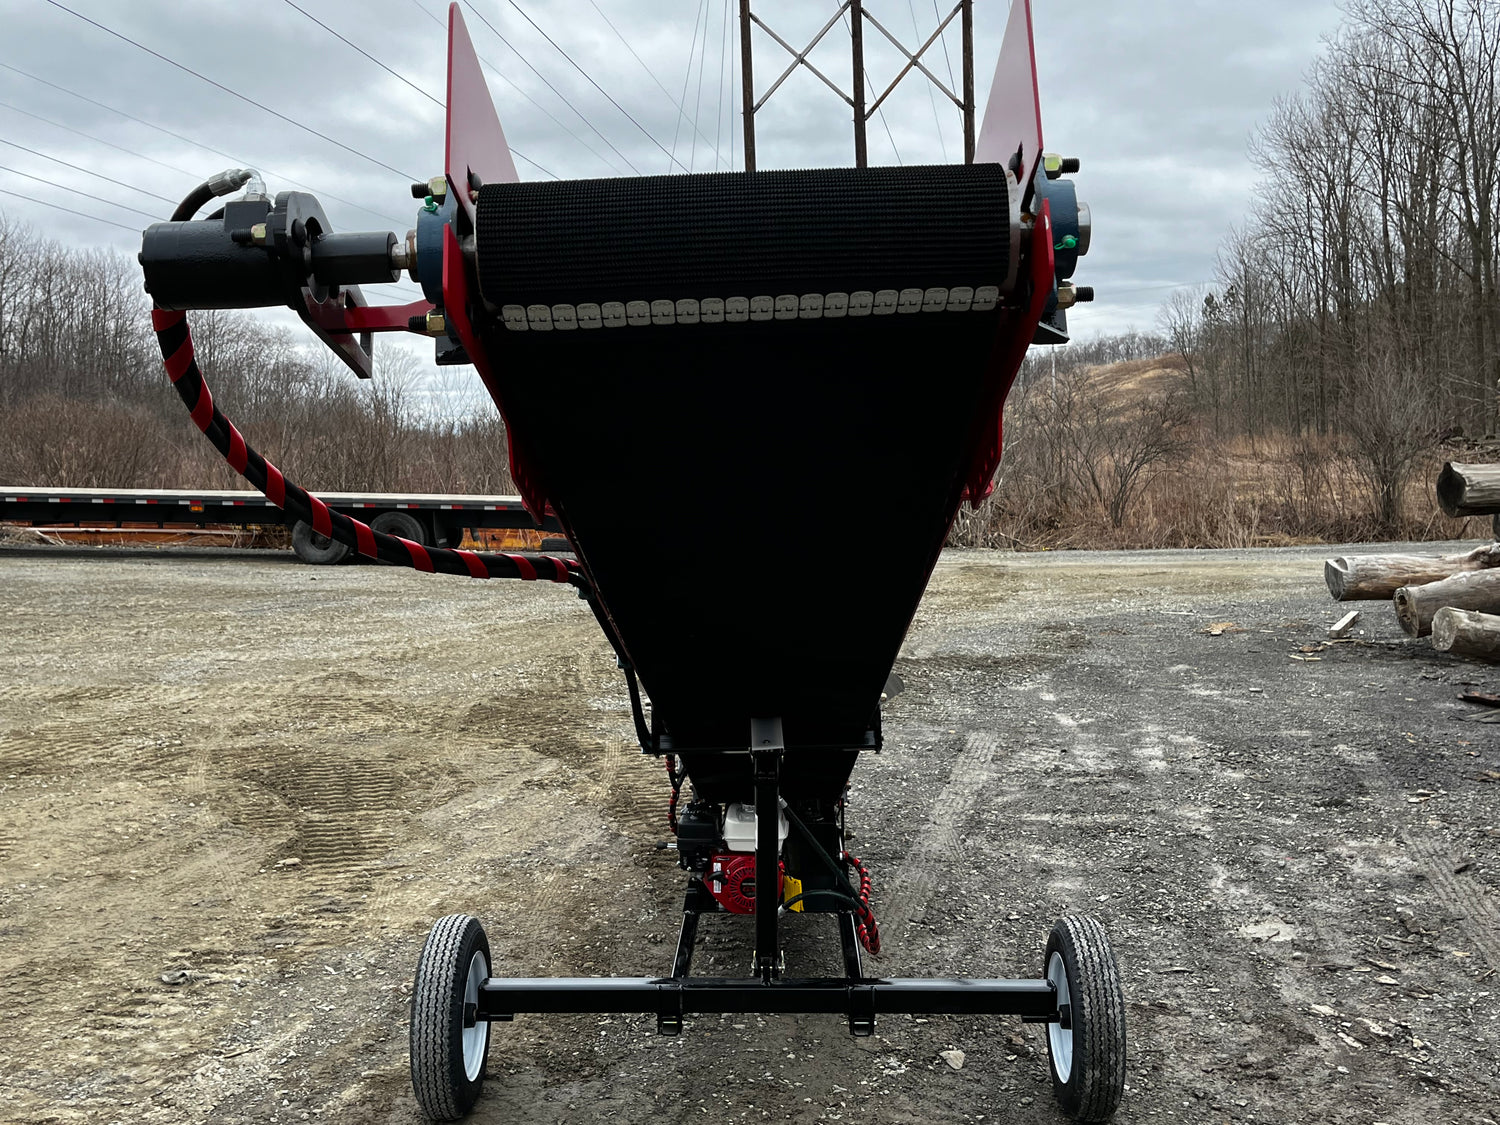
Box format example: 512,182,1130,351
1047,951,1074,1084
461,949,489,1082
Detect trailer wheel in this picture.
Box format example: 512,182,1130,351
411,914,492,1121
372,510,428,545
291,519,350,565
1043,915,1126,1122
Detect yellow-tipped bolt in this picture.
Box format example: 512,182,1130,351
1056,282,1079,310
427,175,448,201
1042,153,1081,179
250,222,268,245
425,311,447,336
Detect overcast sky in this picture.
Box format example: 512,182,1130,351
0,0,1347,362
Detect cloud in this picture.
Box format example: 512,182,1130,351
0,0,1345,357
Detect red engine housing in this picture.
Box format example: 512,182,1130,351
706,854,783,914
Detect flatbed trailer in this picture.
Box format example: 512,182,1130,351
0,486,561,563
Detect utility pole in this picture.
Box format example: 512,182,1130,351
737,0,974,172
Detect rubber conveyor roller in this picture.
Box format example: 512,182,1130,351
473,164,1013,315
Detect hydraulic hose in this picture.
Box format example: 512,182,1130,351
151,176,581,585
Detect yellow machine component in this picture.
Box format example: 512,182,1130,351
783,875,803,912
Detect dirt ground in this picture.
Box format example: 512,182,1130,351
1,541,1498,1125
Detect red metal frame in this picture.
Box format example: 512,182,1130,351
439,4,546,518
962,0,1050,503
976,0,1042,180
444,1,518,227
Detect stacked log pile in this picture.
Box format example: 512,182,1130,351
1325,463,1500,661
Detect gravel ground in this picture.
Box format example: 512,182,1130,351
1,542,1497,1125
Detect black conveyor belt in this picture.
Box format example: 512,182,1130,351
469,166,1014,792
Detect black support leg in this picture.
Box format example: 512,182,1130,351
750,718,783,983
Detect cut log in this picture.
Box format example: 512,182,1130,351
1432,607,1500,661
1394,569,1500,636
1437,462,1500,517
1324,542,1500,601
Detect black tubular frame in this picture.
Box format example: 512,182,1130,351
473,717,1061,1037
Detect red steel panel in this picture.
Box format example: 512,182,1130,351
445,2,518,226
976,0,1042,179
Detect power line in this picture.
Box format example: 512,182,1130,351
0,62,410,227
730,0,737,171
691,0,710,171
835,1,901,164
500,0,688,173
281,0,443,110
0,161,160,220
405,0,573,178
462,2,642,175
717,0,730,171
585,0,725,166
908,0,948,161
282,0,553,179
0,135,178,205
42,0,420,182
673,0,706,172
0,185,139,232
930,0,957,102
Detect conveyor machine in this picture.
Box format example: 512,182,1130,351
137,2,1120,1119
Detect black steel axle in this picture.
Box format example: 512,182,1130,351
476,975,1057,1021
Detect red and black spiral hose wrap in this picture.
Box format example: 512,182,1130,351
665,754,681,835
149,306,579,584
842,851,881,955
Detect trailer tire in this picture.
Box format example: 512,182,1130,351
372,510,428,546
1043,915,1126,1122
411,914,492,1121
291,519,350,565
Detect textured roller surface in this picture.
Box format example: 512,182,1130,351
1045,915,1127,1121
475,164,1009,311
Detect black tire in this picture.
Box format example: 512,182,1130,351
291,519,351,565
1043,915,1126,1122
410,914,492,1121
372,509,428,545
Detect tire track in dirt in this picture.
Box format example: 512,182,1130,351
1400,830,1500,967
878,730,1000,938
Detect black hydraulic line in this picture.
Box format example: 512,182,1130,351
780,890,862,913
148,179,584,587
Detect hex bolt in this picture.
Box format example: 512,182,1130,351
1056,282,1078,310
1042,154,1081,179
427,175,448,202
249,222,268,246
425,311,447,336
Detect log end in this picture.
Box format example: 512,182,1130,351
1324,557,1352,601
1436,462,1465,518
1432,606,1462,651
1393,586,1425,637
